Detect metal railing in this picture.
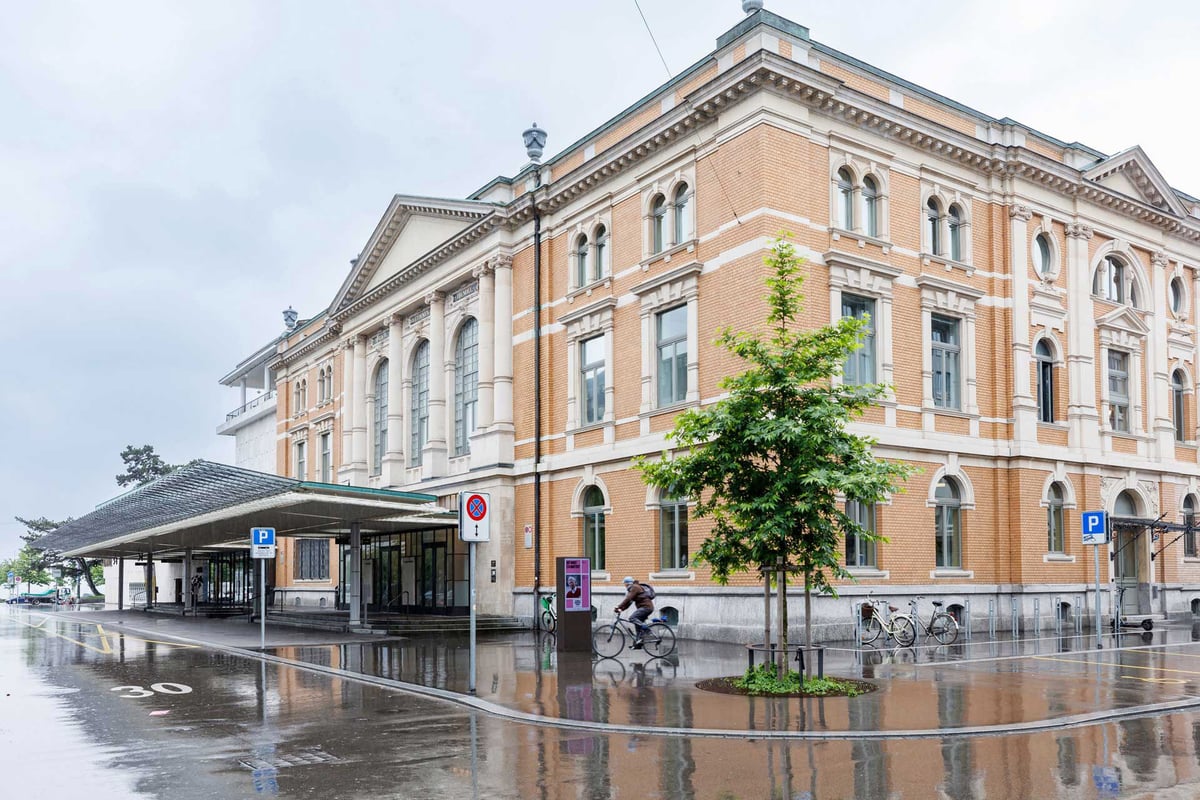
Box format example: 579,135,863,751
225,390,276,422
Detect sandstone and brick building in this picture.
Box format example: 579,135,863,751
221,6,1200,640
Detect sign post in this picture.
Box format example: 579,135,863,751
1081,511,1109,649
459,492,491,695
251,527,276,651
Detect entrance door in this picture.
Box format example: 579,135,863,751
421,543,446,611
1114,527,1142,615
174,578,183,605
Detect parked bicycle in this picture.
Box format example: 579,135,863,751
540,593,557,632
897,596,959,645
859,592,916,646
593,611,677,658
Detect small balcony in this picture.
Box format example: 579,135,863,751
217,390,276,436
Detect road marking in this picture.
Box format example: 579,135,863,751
1032,655,1200,677
1121,675,1188,684
15,617,196,654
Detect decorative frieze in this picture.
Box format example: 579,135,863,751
1009,205,1033,222
1065,223,1094,240
451,281,479,304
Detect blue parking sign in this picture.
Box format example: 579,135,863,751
251,527,276,546
1081,511,1108,545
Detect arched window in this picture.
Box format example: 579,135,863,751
582,485,606,569
934,476,961,568
410,341,430,466
1184,494,1197,558
574,234,589,287
673,183,693,243
317,368,326,403
659,490,689,570
948,204,964,261
1114,491,1137,516
293,382,301,414
651,194,667,254
1171,276,1186,315
837,168,854,230
1094,256,1126,303
862,176,879,237
299,379,308,410
1173,369,1187,442
1033,233,1052,277
1047,482,1065,553
454,319,479,456
371,360,388,476
1035,339,1055,423
592,225,608,282
926,197,942,254
846,499,876,568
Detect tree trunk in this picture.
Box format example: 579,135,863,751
804,568,813,675
776,559,788,676
76,558,100,595
763,567,772,652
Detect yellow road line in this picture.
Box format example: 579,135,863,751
1033,655,1200,677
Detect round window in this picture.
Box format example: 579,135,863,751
1170,277,1185,314
1032,233,1052,276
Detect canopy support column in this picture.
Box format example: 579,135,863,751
184,549,193,614
144,552,154,610
117,558,124,611
349,522,362,627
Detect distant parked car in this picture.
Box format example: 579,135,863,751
7,590,62,606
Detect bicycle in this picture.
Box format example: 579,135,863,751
593,611,677,658
897,596,959,645
859,592,916,647
540,593,557,632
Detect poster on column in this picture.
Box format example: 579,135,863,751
563,558,591,612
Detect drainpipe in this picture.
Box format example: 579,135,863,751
523,123,548,629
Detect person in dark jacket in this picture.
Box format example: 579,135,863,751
614,576,654,649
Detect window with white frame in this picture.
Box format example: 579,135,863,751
319,432,332,482
948,204,964,261
836,168,854,230
1093,255,1140,306
673,183,693,243
656,305,687,406
292,382,302,415
371,360,388,476
1047,482,1065,553
574,234,590,287
650,194,667,254
931,315,961,410
581,485,606,569
1171,276,1187,316
294,539,330,581
1184,494,1197,558
317,367,327,403
659,490,689,570
926,198,942,255
1107,350,1130,433
1173,369,1187,442
934,477,961,568
410,340,430,466
592,225,608,282
580,335,606,426
1032,233,1053,277
841,294,875,386
1035,339,1055,423
846,499,876,568
862,176,879,237
454,318,479,455
295,440,307,480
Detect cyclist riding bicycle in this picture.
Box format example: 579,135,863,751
614,576,654,649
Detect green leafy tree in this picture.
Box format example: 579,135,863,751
3,543,53,588
15,515,103,595
115,444,178,488
637,236,914,668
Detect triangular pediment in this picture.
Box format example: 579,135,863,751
1096,304,1151,337
1083,146,1187,216
331,195,496,313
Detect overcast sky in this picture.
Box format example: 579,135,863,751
4,0,1199,556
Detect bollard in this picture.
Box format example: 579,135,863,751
1011,597,1020,638
1054,595,1062,635
1033,598,1041,635
988,599,996,637
964,598,972,641
1073,595,1083,634
853,601,862,645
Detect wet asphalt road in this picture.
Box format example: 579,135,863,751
8,609,1200,798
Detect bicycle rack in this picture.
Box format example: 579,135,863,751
1033,598,1041,635
988,599,997,637
1053,594,1063,635
1011,597,1021,638
853,601,864,644
1073,595,1083,634
963,598,972,641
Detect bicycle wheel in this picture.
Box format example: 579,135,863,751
541,609,556,632
643,622,677,657
592,623,625,658
892,616,917,647
929,613,958,645
861,615,883,644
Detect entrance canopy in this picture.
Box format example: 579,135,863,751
36,460,457,559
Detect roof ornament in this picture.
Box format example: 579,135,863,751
742,0,764,13
283,306,299,331
523,122,547,163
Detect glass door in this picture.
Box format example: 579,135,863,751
1114,527,1141,614
421,543,446,611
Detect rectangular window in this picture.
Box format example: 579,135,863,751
935,504,960,568
841,294,876,386
1047,503,1064,553
580,335,606,425
845,500,876,568
320,433,332,483
294,539,330,581
931,315,961,410
1107,350,1130,432
656,306,688,406
659,499,689,570
1037,359,1054,423
584,511,606,570
1186,512,1197,559
1174,386,1186,442
295,441,306,480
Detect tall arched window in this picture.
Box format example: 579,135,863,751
371,360,388,476
454,319,479,456
862,176,879,237
582,485,606,569
659,489,688,570
837,168,854,230
1035,339,1055,423
574,234,589,287
1184,494,1197,558
1173,369,1187,442
317,367,326,403
651,194,667,253
410,341,430,466
1094,256,1127,303
592,225,608,282
299,379,308,410
1047,482,1065,553
948,204,964,261
673,183,692,243
934,476,961,568
926,198,942,255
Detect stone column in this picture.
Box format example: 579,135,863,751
384,313,405,485
424,291,448,476
492,255,515,432
474,262,496,431
117,558,124,611
1009,205,1038,443
339,337,355,481
1150,250,1174,455
351,334,368,479
184,548,193,613
1065,223,1098,451
349,522,361,627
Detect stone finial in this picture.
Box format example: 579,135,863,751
743,0,764,12
283,306,299,331
523,123,547,163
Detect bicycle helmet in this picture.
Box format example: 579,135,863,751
622,576,635,585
